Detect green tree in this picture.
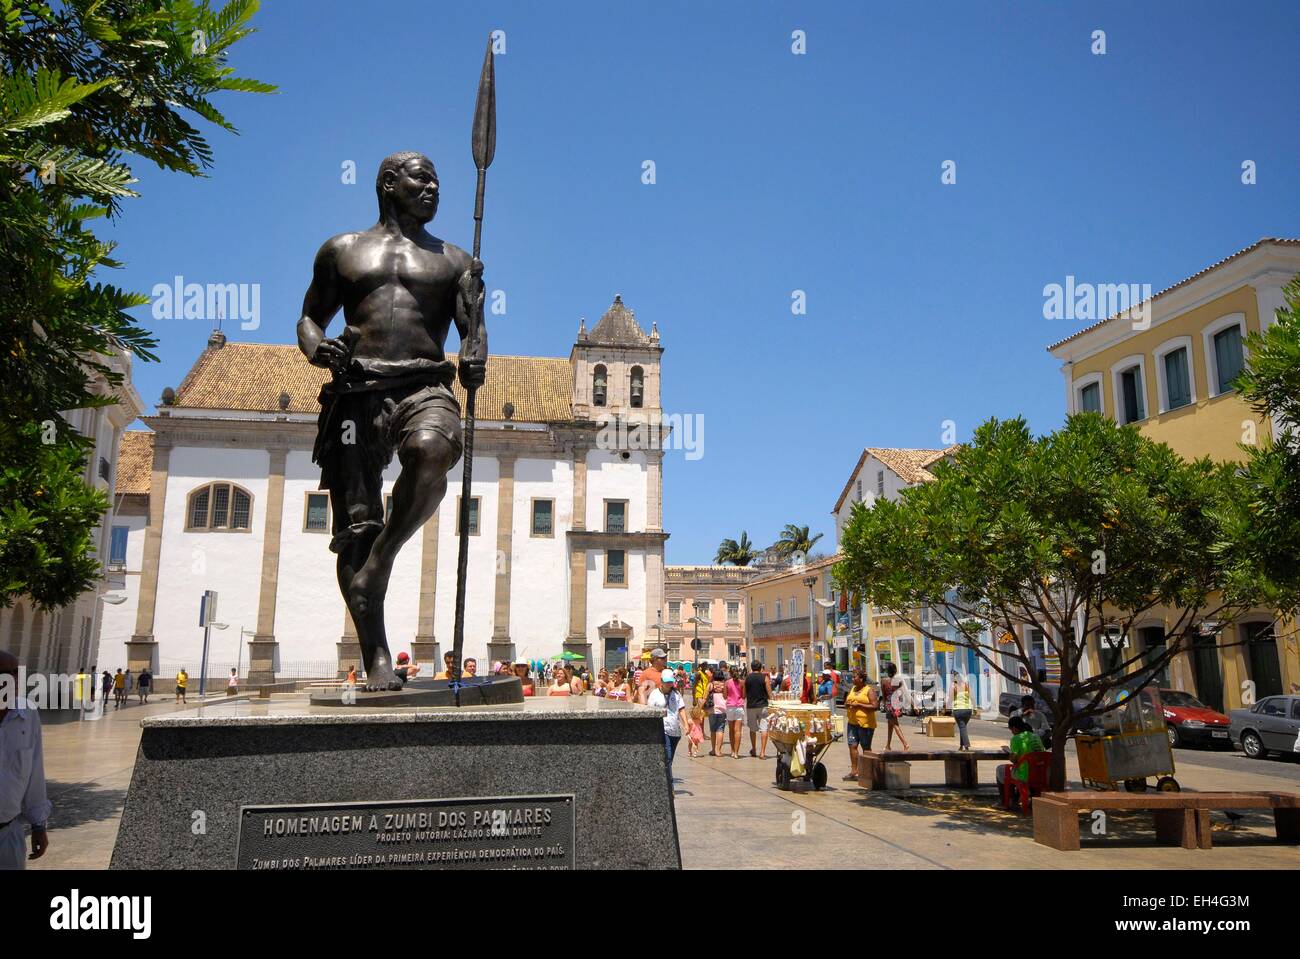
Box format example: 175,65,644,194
1221,275,1300,622
0,0,273,608
0,422,108,609
773,524,823,560
714,531,758,566
835,414,1261,790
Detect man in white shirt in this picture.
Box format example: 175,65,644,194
0,649,51,869
647,671,689,771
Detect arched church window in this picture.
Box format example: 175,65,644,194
593,365,607,407
186,482,253,531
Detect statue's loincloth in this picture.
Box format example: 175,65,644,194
312,357,462,551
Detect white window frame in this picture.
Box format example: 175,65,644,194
1108,354,1148,425
303,491,331,533
726,600,740,626
185,482,254,532
604,548,627,587
1201,312,1247,399
529,497,555,538
1153,335,1197,413
1071,371,1105,416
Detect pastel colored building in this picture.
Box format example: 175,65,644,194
742,556,839,675
661,565,758,666
1047,238,1300,711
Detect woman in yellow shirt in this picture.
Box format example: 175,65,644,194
842,669,878,780
951,675,974,751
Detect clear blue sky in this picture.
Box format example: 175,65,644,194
109,0,1300,564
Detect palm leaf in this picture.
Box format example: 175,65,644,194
0,70,118,134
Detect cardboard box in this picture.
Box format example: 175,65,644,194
925,715,956,738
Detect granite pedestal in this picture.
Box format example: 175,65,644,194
110,696,679,870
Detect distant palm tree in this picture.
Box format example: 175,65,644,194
774,524,823,559
715,531,759,566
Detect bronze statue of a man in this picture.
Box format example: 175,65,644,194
297,151,486,691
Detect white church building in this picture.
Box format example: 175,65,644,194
101,296,668,682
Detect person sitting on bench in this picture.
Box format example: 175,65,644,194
996,715,1045,800
1011,694,1051,747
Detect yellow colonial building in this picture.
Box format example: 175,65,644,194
742,556,838,674
1047,237,1300,711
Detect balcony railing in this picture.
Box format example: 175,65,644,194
751,617,817,640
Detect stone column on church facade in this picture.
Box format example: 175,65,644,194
566,449,589,648
127,439,170,674
247,447,287,685
644,547,665,661
647,449,663,532
337,609,361,679
487,454,517,666
412,506,441,668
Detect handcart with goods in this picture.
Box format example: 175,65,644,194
1075,682,1180,792
766,700,839,791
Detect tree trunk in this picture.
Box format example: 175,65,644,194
1049,722,1070,792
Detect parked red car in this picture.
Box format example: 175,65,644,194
1159,689,1232,748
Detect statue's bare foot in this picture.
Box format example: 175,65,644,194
361,642,404,692
363,664,404,692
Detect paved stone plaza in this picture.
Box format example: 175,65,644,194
28,697,1300,870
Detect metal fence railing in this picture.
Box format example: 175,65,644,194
154,660,338,681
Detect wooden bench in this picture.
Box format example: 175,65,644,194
1032,791,1300,851
858,749,1009,790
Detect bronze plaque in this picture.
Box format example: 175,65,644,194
235,794,575,870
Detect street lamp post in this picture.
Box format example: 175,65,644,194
686,615,709,667
205,621,230,696
235,626,254,680
813,596,835,668
646,620,664,664
802,575,818,671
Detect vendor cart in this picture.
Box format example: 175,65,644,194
766,701,839,791
1076,682,1180,792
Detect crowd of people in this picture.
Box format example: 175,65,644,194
343,650,1056,786
73,665,202,709
89,666,161,708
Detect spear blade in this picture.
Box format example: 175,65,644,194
472,38,496,175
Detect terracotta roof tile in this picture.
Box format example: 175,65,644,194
1045,237,1300,352
869,446,956,485
170,343,573,422
587,295,651,347
832,446,959,513
115,431,154,494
